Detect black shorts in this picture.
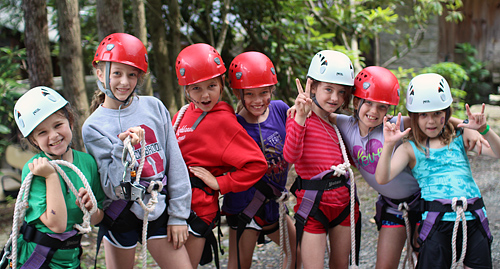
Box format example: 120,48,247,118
417,219,492,268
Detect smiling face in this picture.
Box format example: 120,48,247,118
185,77,223,112
312,82,347,116
97,62,140,109
417,110,447,138
240,86,272,117
355,98,390,129
30,111,73,159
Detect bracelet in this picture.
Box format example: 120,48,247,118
479,124,490,135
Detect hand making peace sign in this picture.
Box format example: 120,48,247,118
293,78,313,125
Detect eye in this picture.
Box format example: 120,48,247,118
419,113,427,118
112,71,121,76
365,101,372,106
129,73,137,77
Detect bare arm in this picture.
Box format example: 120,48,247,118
459,104,500,159
375,114,412,185
31,158,68,233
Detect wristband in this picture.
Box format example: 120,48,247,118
479,124,490,135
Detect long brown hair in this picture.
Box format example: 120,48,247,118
89,61,146,112
408,107,455,152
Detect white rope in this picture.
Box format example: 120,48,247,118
451,197,468,269
277,191,292,269
123,133,164,269
330,125,357,268
173,104,189,133
8,159,98,269
398,202,414,269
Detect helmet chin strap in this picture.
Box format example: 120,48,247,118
97,61,134,106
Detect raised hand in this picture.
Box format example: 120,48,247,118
382,113,411,145
457,103,487,131
294,78,313,119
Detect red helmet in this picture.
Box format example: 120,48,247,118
353,66,400,106
229,51,277,89
93,33,148,73
175,43,226,86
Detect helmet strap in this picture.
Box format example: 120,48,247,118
97,61,134,106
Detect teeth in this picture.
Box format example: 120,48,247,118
51,140,62,146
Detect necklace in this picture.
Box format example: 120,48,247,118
317,113,339,144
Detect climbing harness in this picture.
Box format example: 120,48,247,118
417,197,492,269
122,134,163,269
292,122,359,268
0,160,98,269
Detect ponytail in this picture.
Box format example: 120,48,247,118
90,90,105,112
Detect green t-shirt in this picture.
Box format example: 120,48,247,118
17,150,105,269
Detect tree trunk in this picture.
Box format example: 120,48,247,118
146,0,177,113
132,0,152,96
22,0,53,88
56,0,87,151
170,0,184,108
96,0,124,41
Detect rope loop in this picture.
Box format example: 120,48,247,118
7,159,98,269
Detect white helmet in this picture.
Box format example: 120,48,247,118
406,73,452,113
14,86,68,137
307,50,354,86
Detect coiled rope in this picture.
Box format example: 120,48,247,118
7,159,98,269
330,124,357,268
451,197,468,269
398,202,415,269
122,134,164,269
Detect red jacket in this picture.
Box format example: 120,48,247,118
173,102,267,223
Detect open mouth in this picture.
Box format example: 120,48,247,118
50,140,63,147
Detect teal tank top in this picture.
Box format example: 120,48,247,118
409,132,484,221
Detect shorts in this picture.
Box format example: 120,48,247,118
381,214,405,228
302,203,360,234
417,219,492,268
103,208,169,249
225,214,280,234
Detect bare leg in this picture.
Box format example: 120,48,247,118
227,227,260,269
184,235,206,268
266,215,301,268
328,225,351,269
103,239,136,269
148,237,193,269
375,226,406,269
301,231,327,269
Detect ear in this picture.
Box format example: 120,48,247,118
96,68,105,83
352,97,360,108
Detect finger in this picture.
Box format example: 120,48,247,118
295,78,304,95
383,116,388,126
396,113,402,129
305,77,312,97
402,127,412,136
475,139,481,153
481,103,485,114
465,103,472,117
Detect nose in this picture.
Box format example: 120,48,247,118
330,91,339,102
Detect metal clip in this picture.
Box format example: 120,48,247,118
0,240,12,269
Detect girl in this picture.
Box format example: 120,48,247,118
376,73,500,268
173,44,268,268
333,66,422,268
284,50,360,269
13,86,105,268
224,51,298,269
82,33,192,268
